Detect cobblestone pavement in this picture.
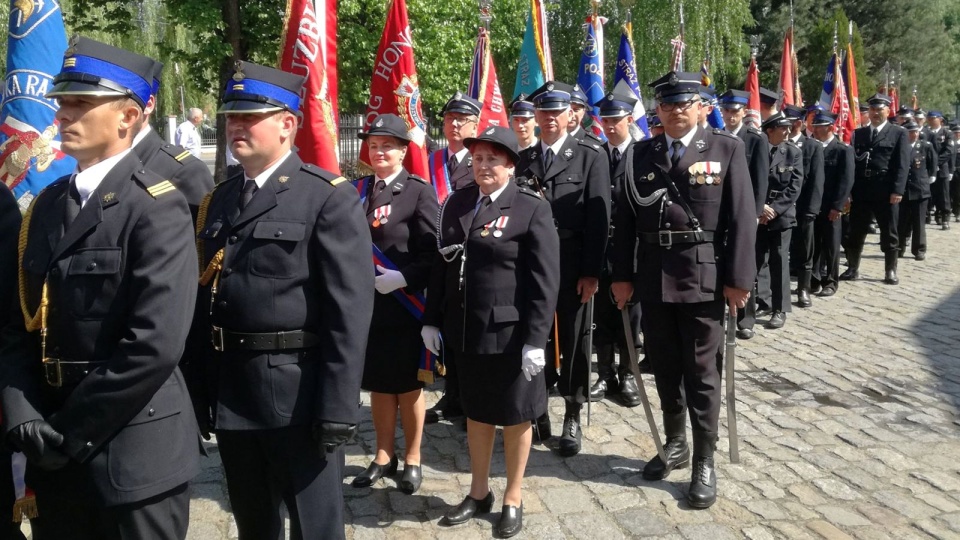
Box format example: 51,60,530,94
38,229,959,540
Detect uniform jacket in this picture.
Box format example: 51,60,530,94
133,129,214,222
0,153,200,505
928,127,955,180
423,182,559,355
733,125,770,216
431,148,475,192
571,126,604,146
905,138,937,201
612,126,757,303
852,123,911,201
360,170,438,292
516,135,611,287
792,134,826,218
820,138,856,214
602,139,634,275
0,185,19,331
764,142,804,231
189,154,374,431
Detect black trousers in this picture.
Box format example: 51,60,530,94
794,216,816,288
812,213,842,289
29,463,188,540
847,199,900,262
640,300,724,433
898,198,928,256
951,174,960,216
756,226,792,312
931,176,951,219
218,426,346,540
545,286,591,403
737,284,758,331
441,347,461,407
594,274,641,375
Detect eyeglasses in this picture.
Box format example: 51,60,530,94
446,116,478,127
659,100,698,113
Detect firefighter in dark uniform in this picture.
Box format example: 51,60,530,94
568,84,603,144
952,123,960,221
926,111,955,230
0,37,200,539
841,93,910,285
588,91,642,407
186,61,373,540
611,71,756,509
783,104,825,308
757,113,802,329
718,89,768,339
898,121,937,260
132,61,214,222
810,111,855,296
515,81,611,456
510,94,538,151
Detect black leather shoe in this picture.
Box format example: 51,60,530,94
943,221,951,231
884,269,899,285
755,307,773,318
898,250,906,258
766,311,786,329
588,378,616,402
798,290,812,308
352,455,398,487
558,405,582,457
687,455,717,508
442,491,495,525
618,375,641,408
915,252,926,261
425,395,448,424
810,282,822,295
839,267,859,280
497,503,523,538
532,413,551,442
817,285,837,297
642,437,691,480
735,328,754,339
398,463,422,494
637,357,652,374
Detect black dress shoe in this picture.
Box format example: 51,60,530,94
898,250,906,258
915,252,926,261
735,328,754,340
642,437,690,480
442,491,494,525
588,377,616,402
755,307,773,318
798,290,812,308
532,413,551,442
943,221,951,231
352,455,398,487
687,455,717,509
618,375,641,408
398,464,422,494
766,311,786,329
884,269,898,285
810,282,822,294
637,357,652,374
817,285,837,297
425,395,448,424
497,503,523,538
558,409,582,457
839,267,860,280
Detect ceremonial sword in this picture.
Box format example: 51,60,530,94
725,307,740,464
584,297,594,426
620,308,666,465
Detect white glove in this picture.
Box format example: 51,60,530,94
520,344,545,382
374,265,407,294
421,326,441,355
930,176,937,184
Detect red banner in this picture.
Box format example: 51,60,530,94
744,55,761,128
830,53,855,144
468,27,508,132
279,0,340,174
844,41,860,127
778,27,802,107
359,0,429,178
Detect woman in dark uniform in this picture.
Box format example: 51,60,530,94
352,114,438,494
423,126,559,537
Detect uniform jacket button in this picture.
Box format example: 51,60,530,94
223,268,232,276
147,408,156,417
86,262,97,270
218,301,227,308
274,231,283,237
50,268,60,277
228,235,238,244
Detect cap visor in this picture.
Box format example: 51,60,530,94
658,92,698,104
217,100,285,114
45,80,126,99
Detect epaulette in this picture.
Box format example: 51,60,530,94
785,139,800,148
160,144,197,164
712,129,740,141
747,126,762,135
407,174,428,185
577,139,602,152
134,169,177,198
301,163,347,186
518,186,541,198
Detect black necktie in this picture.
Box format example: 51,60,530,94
871,128,878,144
373,179,386,198
770,146,778,160
240,179,258,209
448,154,458,175
671,140,683,169
63,182,81,231
612,147,622,168
543,148,555,173
472,195,491,227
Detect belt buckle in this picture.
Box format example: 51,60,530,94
658,231,672,247
42,358,62,388
276,331,287,350
212,326,225,352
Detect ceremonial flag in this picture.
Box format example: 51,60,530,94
360,0,428,177
513,0,553,99
279,0,340,173
890,86,899,116
744,54,761,128
818,53,836,109
613,21,648,140
577,12,606,141
700,61,725,130
911,88,918,110
778,26,802,106
829,52,855,143
670,35,685,72
467,27,508,132
1,0,74,210
842,30,860,126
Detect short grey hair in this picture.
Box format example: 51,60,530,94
189,108,203,121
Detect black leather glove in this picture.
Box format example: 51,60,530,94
312,421,357,453
8,420,69,471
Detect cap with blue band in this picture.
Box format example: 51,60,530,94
218,61,305,114
46,36,156,109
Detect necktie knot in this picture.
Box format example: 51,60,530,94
670,140,684,168
240,179,258,209
612,147,622,164
373,179,386,197
543,148,555,172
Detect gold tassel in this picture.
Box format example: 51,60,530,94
417,369,434,385
436,362,446,377
195,192,214,272
199,249,224,286
12,494,37,522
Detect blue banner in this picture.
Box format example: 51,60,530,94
1,0,74,210
700,63,725,130
614,31,649,140
577,18,606,141
513,13,546,100
818,54,837,110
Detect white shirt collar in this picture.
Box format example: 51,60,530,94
664,126,698,151
478,179,510,204
375,168,403,186
820,135,835,147
569,126,583,138
728,124,742,136
872,121,888,134
519,138,539,151
449,147,469,163
73,149,133,208
790,134,802,143
246,150,292,188
132,124,152,148
611,137,632,155
541,133,569,156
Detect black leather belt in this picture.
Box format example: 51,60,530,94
212,327,321,352
864,169,888,177
42,359,104,388
639,230,715,247
556,229,582,240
